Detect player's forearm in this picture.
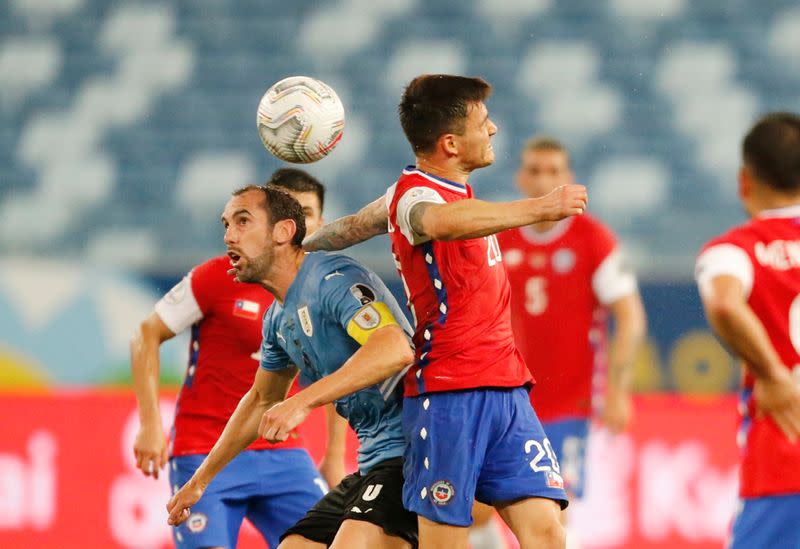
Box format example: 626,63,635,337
303,195,388,251
130,326,163,427
192,388,274,487
607,295,646,395
421,197,563,241
706,300,785,381
298,326,414,409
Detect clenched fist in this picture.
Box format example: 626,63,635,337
536,184,588,222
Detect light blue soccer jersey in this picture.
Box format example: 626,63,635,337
260,252,413,473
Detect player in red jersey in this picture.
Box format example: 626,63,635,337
131,169,346,549
305,74,588,549
695,112,800,548
495,137,646,547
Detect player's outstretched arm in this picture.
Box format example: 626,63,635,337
409,184,587,242
130,312,175,480
602,293,647,433
259,324,414,443
167,366,298,526
303,194,388,251
701,275,800,441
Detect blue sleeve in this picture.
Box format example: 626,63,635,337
319,262,386,331
259,307,291,372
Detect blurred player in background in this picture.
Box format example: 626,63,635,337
492,137,646,548
168,185,418,548
305,74,588,549
131,169,347,549
695,112,800,548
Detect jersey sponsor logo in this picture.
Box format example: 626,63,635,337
324,271,344,280
430,480,454,505
354,305,382,330
164,278,189,304
297,306,313,337
187,512,207,533
232,299,260,320
552,248,576,273
350,283,376,305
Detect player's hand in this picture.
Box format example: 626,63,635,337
259,396,313,442
319,454,347,488
166,479,205,526
754,367,800,443
133,423,169,480
600,390,632,434
536,184,588,222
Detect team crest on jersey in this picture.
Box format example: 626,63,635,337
552,248,576,273
187,512,208,533
354,305,382,330
350,283,376,305
529,252,548,270
430,480,455,505
297,306,313,337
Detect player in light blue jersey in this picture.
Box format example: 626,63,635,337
168,185,418,549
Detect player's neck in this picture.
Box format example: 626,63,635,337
415,157,469,185
259,248,306,303
749,188,800,217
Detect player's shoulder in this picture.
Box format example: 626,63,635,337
571,213,616,239
700,221,760,254
394,165,468,198
191,255,232,281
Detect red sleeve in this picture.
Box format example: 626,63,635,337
189,257,227,315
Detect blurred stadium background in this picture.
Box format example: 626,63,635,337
2,0,799,547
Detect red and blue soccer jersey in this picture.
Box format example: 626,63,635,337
696,205,800,498
155,256,304,457
386,166,531,396
498,216,638,422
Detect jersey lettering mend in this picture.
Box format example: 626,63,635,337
498,216,637,421
695,205,800,497
155,256,304,457
387,166,531,396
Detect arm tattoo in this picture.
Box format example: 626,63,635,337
303,195,388,251
407,201,433,239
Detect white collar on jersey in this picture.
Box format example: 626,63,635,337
519,217,575,244
402,166,468,195
758,204,800,219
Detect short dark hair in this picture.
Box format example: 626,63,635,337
522,136,571,167
267,168,326,212
743,112,800,193
232,185,306,246
398,74,492,154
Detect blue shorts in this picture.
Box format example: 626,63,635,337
169,448,326,549
402,387,569,526
729,493,800,549
542,418,589,499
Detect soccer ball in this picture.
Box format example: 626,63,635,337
256,76,345,164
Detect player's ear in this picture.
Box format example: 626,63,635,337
272,219,297,245
738,165,751,199
440,133,459,157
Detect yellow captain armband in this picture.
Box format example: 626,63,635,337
346,301,398,345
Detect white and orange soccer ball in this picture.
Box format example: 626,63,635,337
256,76,345,164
